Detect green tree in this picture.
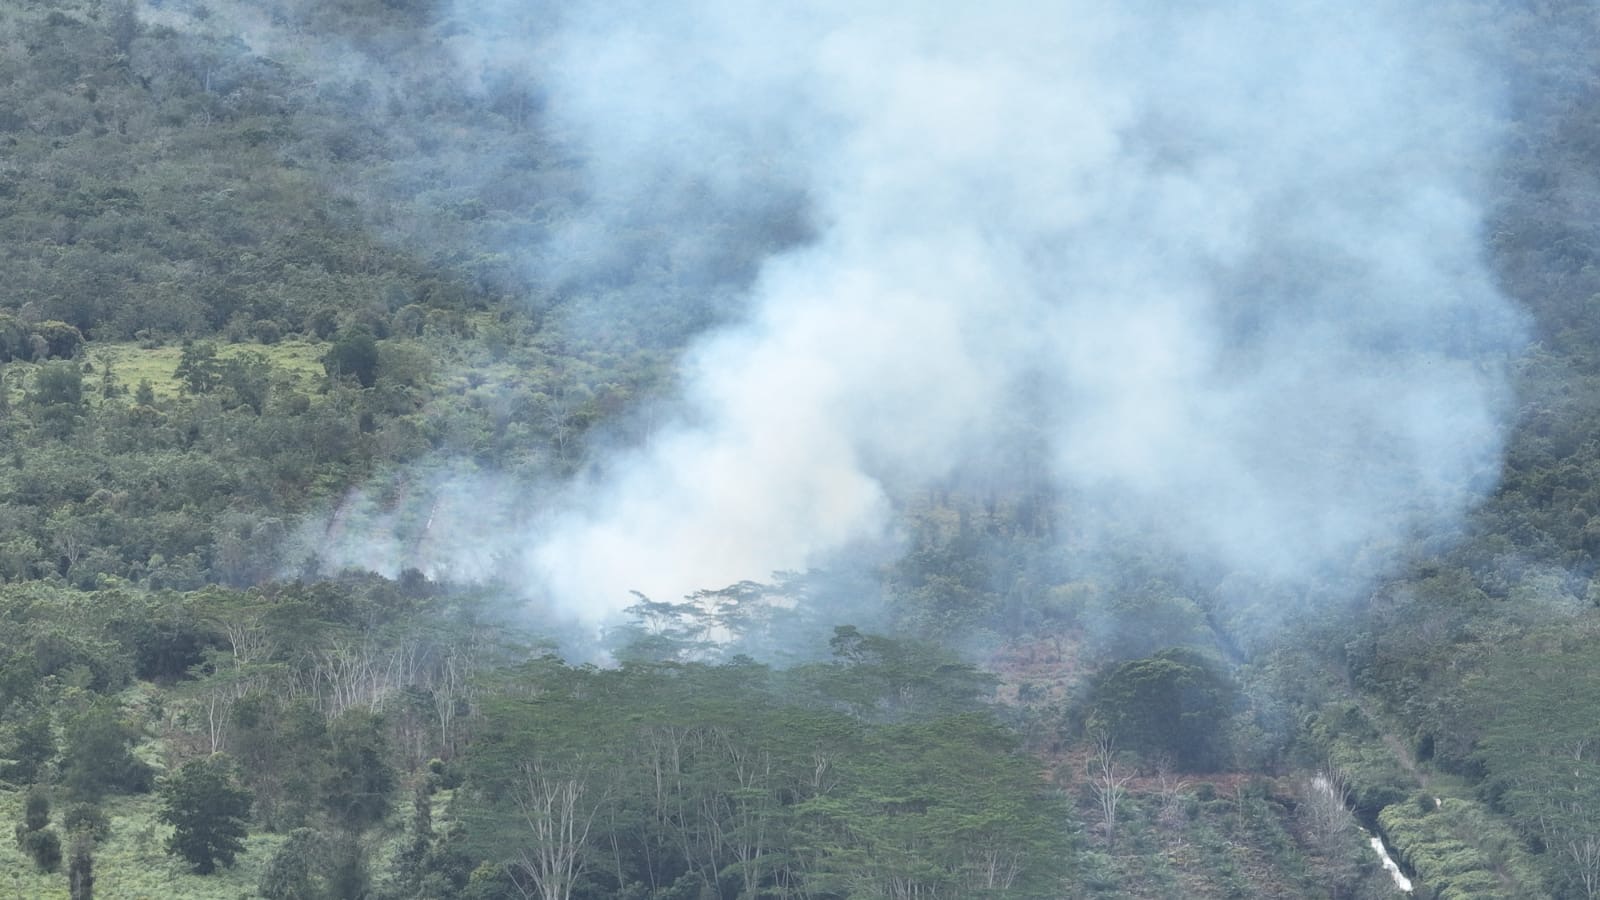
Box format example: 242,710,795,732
23,786,50,833
808,626,998,722
68,831,92,900
5,711,56,784
15,786,60,873
231,696,328,830
375,339,433,389
397,780,434,893
323,709,395,832
1467,633,1600,898
31,361,83,408
325,836,372,900
17,827,61,873
258,828,330,900
61,804,109,843
466,662,632,900
219,351,272,413
31,322,83,360
158,754,253,874
0,314,28,362
323,327,379,388
812,715,1067,898
59,703,152,800
175,341,223,395
1088,647,1238,771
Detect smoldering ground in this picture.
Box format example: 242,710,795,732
286,0,1524,635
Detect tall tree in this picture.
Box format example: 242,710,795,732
323,327,380,388
1087,647,1238,771
508,755,607,900
68,831,93,900
158,755,253,874
59,702,152,800
322,709,396,833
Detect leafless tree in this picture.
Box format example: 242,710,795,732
1153,753,1190,830
1561,829,1600,900
1299,767,1355,851
508,757,608,900
1087,728,1134,849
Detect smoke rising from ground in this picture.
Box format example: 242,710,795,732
442,1,1520,621
258,0,1524,628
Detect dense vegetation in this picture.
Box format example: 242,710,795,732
4,0,1600,898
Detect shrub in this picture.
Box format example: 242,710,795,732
23,785,50,832
62,803,109,841
17,826,61,872
251,319,283,344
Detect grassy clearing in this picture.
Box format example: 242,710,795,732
0,782,420,899
86,339,329,401
0,788,286,900
0,338,331,411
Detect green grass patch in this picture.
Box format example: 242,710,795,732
0,788,287,900
86,339,328,401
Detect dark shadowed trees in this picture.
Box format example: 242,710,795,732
323,327,380,388
1088,647,1238,771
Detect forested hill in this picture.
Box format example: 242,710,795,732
0,0,1599,898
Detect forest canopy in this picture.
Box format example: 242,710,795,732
0,1,1599,899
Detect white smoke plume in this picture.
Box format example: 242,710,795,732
432,0,1521,622
260,0,1523,627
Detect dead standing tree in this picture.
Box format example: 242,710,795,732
1087,728,1134,850
508,756,609,900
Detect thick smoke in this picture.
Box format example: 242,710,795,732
264,0,1524,628
438,0,1521,621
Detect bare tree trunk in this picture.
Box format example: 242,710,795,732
1087,729,1133,850
510,758,607,900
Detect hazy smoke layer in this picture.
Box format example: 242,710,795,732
443,0,1523,620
